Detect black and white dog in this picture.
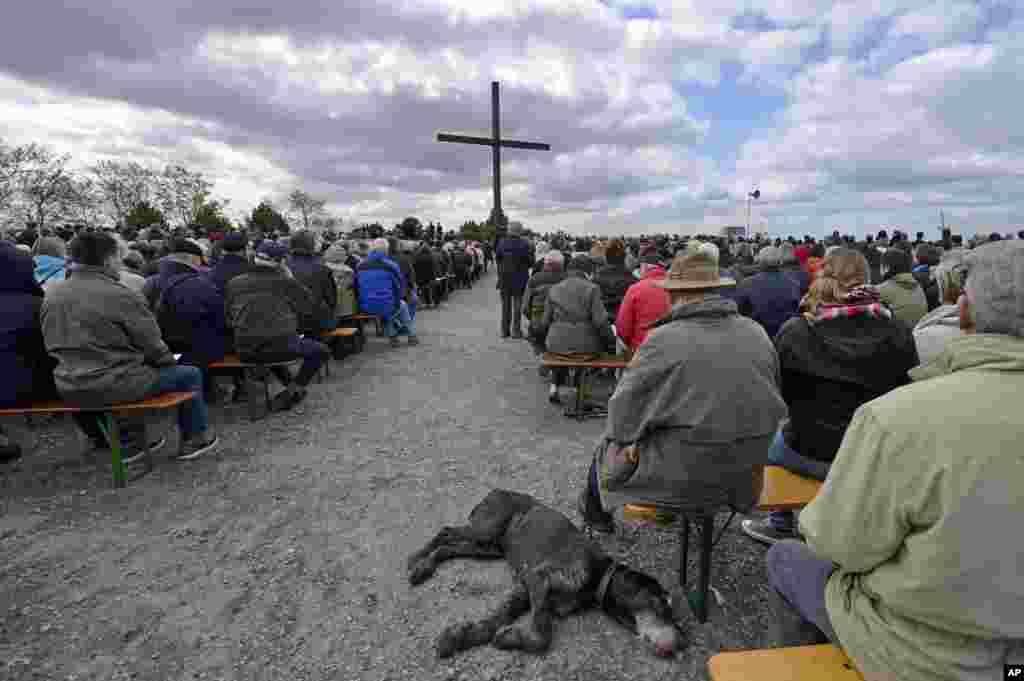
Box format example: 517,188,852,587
408,489,682,658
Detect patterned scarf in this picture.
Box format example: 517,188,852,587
814,285,892,321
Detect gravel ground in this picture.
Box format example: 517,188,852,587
0,271,775,681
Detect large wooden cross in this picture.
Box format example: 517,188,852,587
437,81,550,227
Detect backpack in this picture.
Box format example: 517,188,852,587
153,274,197,349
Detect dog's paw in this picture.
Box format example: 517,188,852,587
408,560,435,586
437,622,471,659
492,624,523,651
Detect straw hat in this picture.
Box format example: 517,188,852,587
653,250,736,291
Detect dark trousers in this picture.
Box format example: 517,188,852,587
766,540,839,647
500,291,523,336
417,281,434,307
241,336,330,388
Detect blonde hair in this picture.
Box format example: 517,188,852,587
801,248,869,312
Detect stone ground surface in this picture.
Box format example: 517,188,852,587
1,270,775,681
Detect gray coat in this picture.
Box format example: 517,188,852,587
40,266,174,406
539,272,615,354
596,296,787,513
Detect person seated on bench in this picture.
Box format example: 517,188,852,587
741,248,918,545
594,239,637,325
522,250,566,372
208,231,251,293
389,237,419,319
614,252,670,354
40,232,218,461
287,230,338,332
577,247,786,534
225,241,329,411
0,243,117,462
413,242,437,309
536,256,616,405
141,237,233,403
357,239,419,347
766,240,1024,681
323,243,359,319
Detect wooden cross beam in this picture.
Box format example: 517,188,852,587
437,81,551,227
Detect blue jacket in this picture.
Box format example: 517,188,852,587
0,244,55,407
207,253,251,293
734,269,801,340
496,236,533,295
357,252,403,317
34,255,69,288
146,259,232,365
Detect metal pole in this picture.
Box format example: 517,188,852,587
492,81,501,222
746,196,751,237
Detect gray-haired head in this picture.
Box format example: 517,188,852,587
756,246,783,269
964,241,1024,337
33,236,66,258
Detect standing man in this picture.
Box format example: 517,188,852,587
495,223,533,339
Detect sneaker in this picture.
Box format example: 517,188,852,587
175,434,219,461
548,385,561,405
0,442,23,463
408,335,420,346
390,337,401,348
576,490,615,534
740,518,797,546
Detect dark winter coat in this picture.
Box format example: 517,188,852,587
207,253,251,293
594,263,638,321
0,244,56,407
288,253,338,326
734,269,801,340
413,247,437,286
912,266,941,311
774,314,918,463
146,259,231,365
782,264,811,298
225,264,316,355
495,235,533,295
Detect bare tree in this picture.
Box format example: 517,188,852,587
155,164,212,228
64,176,106,226
0,140,44,215
90,160,156,227
17,146,79,230
287,189,326,231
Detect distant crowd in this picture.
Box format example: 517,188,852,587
0,223,492,464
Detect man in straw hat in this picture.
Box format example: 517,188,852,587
577,245,786,534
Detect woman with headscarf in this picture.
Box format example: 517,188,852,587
741,248,918,544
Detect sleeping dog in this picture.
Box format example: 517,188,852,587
407,489,682,658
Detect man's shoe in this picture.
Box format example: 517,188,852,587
740,518,797,546
408,335,420,346
176,434,219,461
577,490,615,534
390,337,401,348
510,331,523,339
548,385,561,405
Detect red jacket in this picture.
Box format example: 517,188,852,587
615,267,670,352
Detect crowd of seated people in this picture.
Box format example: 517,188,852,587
0,224,489,463
520,229,1022,681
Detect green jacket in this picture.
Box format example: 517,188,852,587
878,273,928,328
800,333,1024,681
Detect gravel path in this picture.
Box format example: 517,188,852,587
1,271,775,681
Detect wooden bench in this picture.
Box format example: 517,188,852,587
615,466,823,624
541,353,630,420
0,392,196,488
207,355,302,415
756,465,824,511
338,312,383,345
320,326,360,362
709,644,863,680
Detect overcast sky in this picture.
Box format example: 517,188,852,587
1,1,1020,238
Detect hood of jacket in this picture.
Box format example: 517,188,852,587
33,254,68,285
909,333,1024,382
914,304,960,333
157,257,200,279
1,244,44,296
651,295,738,329
806,314,912,364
